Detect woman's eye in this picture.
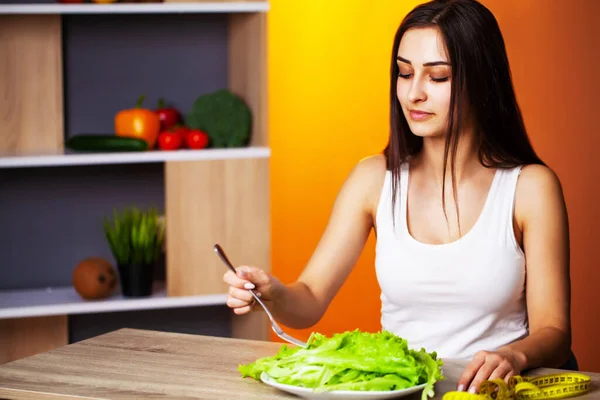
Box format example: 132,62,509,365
430,76,450,82
398,73,412,79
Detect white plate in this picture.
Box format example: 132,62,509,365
260,371,427,400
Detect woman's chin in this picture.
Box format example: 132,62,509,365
409,127,445,139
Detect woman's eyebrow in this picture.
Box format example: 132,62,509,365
397,56,451,67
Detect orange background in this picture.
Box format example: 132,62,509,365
268,0,599,371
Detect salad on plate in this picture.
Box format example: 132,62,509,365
239,329,444,400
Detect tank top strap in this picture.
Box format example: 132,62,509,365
481,165,524,250
399,161,410,220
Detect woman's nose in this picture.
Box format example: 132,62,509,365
407,78,427,103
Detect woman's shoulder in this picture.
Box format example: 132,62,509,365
348,154,388,187
514,163,567,225
355,153,388,174
346,154,389,215
516,163,564,196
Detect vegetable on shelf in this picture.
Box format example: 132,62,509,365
155,98,181,131
171,125,190,141
157,130,183,151
115,95,161,149
185,89,252,148
185,129,209,150
66,135,149,152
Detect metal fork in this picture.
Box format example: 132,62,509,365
213,244,308,348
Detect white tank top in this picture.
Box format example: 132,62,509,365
374,161,528,359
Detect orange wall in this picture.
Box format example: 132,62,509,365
268,0,599,372
478,0,600,371
268,0,421,340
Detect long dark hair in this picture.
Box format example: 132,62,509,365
383,0,544,228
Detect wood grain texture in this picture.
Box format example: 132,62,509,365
164,158,270,340
229,12,268,147
0,15,64,154
0,316,68,365
165,158,270,296
0,328,598,400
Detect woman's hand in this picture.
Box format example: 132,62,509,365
457,349,527,393
223,265,283,315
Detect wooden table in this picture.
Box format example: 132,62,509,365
0,328,597,399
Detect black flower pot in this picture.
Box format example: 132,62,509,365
117,262,155,297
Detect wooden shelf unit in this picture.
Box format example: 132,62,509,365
0,2,269,14
0,2,270,364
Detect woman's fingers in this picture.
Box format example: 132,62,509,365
223,270,255,290
223,266,270,316
228,286,254,303
236,265,271,286
233,305,252,315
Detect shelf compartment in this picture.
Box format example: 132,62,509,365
0,147,270,168
0,1,270,351
0,283,228,319
0,2,269,15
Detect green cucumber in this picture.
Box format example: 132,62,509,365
66,135,148,152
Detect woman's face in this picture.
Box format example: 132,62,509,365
396,27,452,138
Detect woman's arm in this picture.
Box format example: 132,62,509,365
499,164,572,367
274,155,386,328
457,164,572,393
234,155,385,329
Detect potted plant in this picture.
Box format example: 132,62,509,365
103,206,165,297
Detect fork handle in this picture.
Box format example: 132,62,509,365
214,244,280,330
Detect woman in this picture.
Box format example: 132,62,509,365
223,0,573,394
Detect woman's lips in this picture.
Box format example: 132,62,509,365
409,110,434,121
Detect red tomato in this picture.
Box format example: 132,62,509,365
186,129,209,149
158,131,183,151
154,98,181,131
172,125,190,141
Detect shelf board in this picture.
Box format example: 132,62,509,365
0,2,269,15
0,147,270,168
0,283,228,319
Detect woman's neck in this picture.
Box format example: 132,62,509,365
413,130,481,187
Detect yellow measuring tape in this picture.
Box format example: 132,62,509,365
443,373,593,400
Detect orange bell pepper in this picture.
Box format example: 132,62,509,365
115,95,161,149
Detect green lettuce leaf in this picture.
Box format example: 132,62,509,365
239,329,444,400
